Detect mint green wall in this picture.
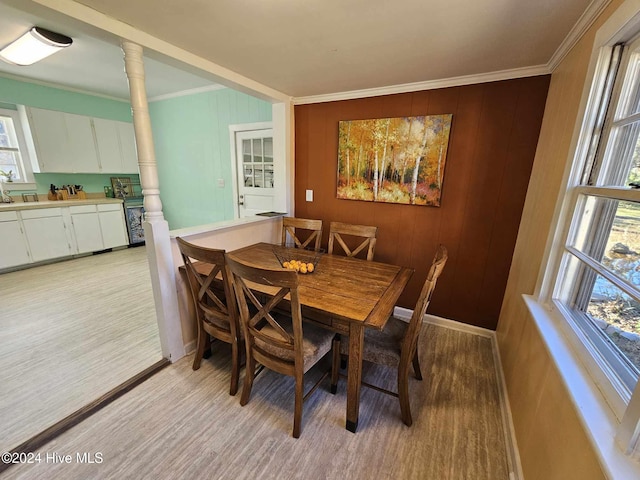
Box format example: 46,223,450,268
150,88,272,230
0,76,135,195
0,76,132,120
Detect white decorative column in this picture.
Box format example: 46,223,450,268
122,40,185,362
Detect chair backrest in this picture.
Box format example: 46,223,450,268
227,256,304,371
327,221,378,261
176,237,239,339
401,245,448,364
282,217,323,251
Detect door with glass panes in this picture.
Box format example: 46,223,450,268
235,129,274,217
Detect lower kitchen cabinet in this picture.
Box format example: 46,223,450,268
98,204,129,249
0,201,128,271
70,205,104,254
21,208,72,263
0,211,31,269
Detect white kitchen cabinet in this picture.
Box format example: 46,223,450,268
27,107,137,174
93,117,122,173
0,211,31,269
117,122,139,174
69,205,103,254
98,204,128,249
65,113,100,173
21,208,72,262
27,108,72,172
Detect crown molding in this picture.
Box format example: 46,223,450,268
148,84,227,102
293,65,550,105
547,0,613,71
0,71,130,103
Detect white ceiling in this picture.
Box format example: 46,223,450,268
1,0,597,101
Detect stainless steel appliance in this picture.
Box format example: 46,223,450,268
123,197,145,245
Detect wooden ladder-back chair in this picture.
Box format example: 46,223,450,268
282,217,323,251
177,237,243,396
328,221,378,261
331,244,448,426
227,256,334,438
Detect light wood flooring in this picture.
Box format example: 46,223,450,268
0,247,162,453
2,323,509,480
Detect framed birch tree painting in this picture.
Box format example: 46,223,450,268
337,115,452,206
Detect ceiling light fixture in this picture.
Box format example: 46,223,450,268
0,27,73,66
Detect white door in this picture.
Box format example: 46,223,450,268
93,118,122,173
0,219,31,269
65,113,100,173
235,129,275,217
22,216,71,262
71,213,103,253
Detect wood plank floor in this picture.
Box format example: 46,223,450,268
0,247,163,453
2,324,509,480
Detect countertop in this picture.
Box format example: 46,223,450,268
0,198,123,212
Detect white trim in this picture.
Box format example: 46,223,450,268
392,306,522,479
524,296,640,479
0,71,130,103
293,65,549,105
548,0,614,71
148,84,226,103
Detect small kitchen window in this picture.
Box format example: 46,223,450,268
0,107,35,188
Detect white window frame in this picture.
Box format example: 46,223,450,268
537,0,640,468
0,106,36,190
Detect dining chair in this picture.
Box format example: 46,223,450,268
177,237,243,396
327,221,378,261
330,244,448,426
282,217,323,251
227,256,334,438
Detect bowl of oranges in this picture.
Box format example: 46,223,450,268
273,245,322,274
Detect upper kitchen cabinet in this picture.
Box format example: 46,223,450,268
65,113,100,173
26,107,138,174
27,108,76,173
92,117,121,173
118,122,139,174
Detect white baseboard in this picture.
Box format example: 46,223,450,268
184,340,196,355
394,306,523,480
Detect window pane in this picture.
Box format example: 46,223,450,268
264,137,273,160
557,254,639,391
570,195,640,289
599,122,640,186
0,151,20,180
588,273,640,374
252,139,262,163
619,51,640,117
265,165,274,188
243,166,253,187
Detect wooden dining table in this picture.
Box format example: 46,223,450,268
226,242,414,433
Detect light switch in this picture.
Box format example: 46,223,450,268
306,189,313,202
217,178,225,188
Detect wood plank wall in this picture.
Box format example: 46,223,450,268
294,76,550,330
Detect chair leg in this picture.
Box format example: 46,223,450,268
412,350,423,381
330,334,341,394
398,363,413,427
192,328,209,370
293,373,304,438
240,352,256,407
229,339,241,396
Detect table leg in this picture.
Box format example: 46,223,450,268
346,323,364,433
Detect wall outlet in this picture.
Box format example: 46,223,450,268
306,189,313,202
217,178,225,188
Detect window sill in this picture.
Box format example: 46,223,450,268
1,182,37,191
523,295,640,479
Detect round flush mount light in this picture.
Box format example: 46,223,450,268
0,26,73,66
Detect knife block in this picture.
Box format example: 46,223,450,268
59,190,87,200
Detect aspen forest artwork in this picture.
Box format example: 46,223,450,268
337,115,452,206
